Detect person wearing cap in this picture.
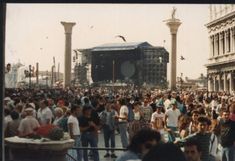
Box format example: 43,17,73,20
151,104,165,141
165,99,181,142
18,106,40,137
4,97,11,109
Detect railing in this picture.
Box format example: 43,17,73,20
66,147,127,161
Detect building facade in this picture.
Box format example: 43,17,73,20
206,5,235,94
78,42,169,87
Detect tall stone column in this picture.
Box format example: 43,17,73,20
224,73,227,92
218,75,222,91
213,76,216,92
230,72,234,94
209,36,214,57
165,16,181,90
219,32,223,55
230,28,233,52
61,21,76,88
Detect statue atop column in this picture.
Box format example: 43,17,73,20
164,7,181,90
171,7,177,19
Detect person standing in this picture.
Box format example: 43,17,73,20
220,104,235,161
129,101,143,140
175,116,212,161
37,99,53,126
116,128,161,161
151,105,165,141
99,100,118,158
67,104,82,161
18,106,40,137
165,99,181,142
116,98,129,148
79,106,100,161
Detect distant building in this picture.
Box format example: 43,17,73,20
78,42,169,87
205,5,235,93
177,74,207,90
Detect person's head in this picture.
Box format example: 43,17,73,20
105,99,114,111
10,111,19,120
6,63,11,72
156,105,162,113
184,139,202,161
54,107,64,117
40,99,48,109
143,143,186,161
84,97,90,105
197,116,211,134
133,101,141,110
70,104,81,117
171,99,177,109
4,108,11,116
221,110,230,121
24,106,34,116
128,128,161,157
82,105,92,117
229,103,235,114
191,110,199,122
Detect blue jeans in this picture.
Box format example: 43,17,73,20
67,135,83,161
118,122,128,148
81,132,99,161
167,126,178,142
221,145,235,161
103,125,115,153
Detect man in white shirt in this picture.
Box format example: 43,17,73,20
165,99,181,142
67,104,82,161
117,98,129,148
37,99,53,126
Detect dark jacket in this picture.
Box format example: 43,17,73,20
220,119,235,147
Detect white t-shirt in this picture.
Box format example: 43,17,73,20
165,108,181,127
37,107,53,125
151,112,165,130
67,115,80,136
119,105,128,122
164,99,171,110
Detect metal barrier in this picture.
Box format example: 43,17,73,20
66,147,127,161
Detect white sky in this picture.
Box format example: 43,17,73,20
5,4,210,80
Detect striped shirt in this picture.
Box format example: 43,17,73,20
177,132,211,161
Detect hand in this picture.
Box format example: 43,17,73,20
89,121,96,127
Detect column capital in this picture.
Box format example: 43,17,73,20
61,21,76,34
165,19,181,34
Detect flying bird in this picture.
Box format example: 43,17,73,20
90,25,94,29
115,35,126,42
180,55,185,60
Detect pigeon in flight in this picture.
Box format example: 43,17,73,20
116,35,126,42
180,56,185,60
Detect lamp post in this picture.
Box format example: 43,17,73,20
112,60,115,92
29,65,32,89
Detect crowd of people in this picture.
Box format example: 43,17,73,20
3,86,235,161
